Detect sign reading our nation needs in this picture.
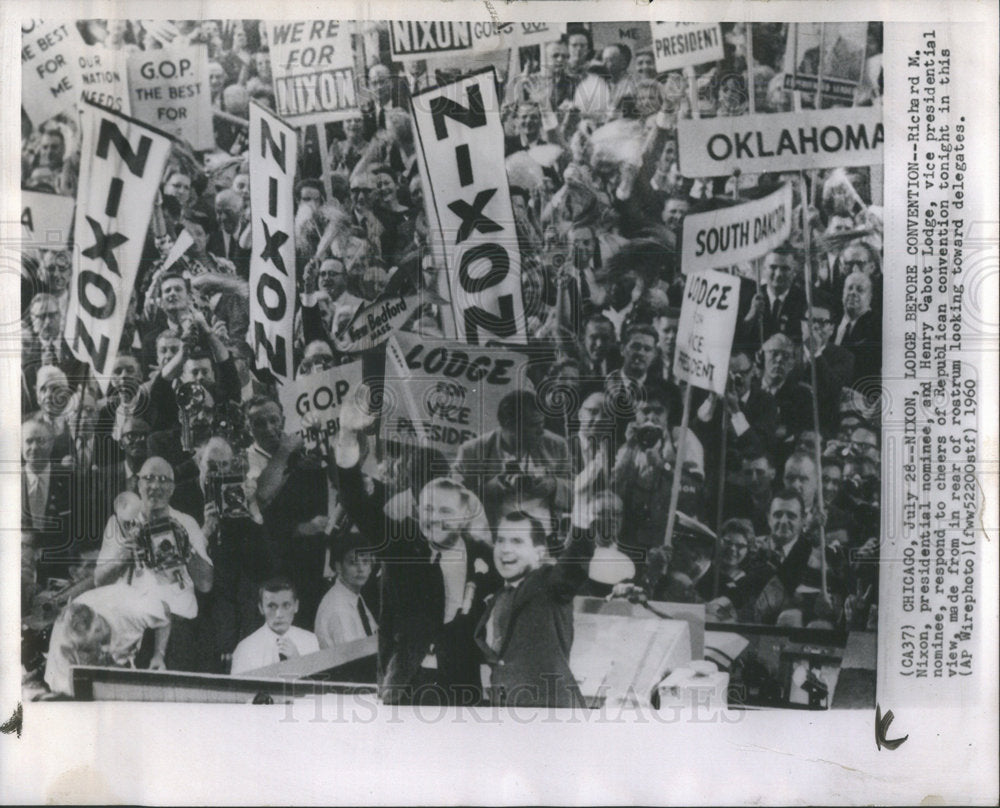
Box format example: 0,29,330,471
64,103,172,390
678,107,883,177
127,44,213,150
681,183,792,274
278,359,364,453
248,103,297,384
382,332,530,457
267,20,358,123
650,22,724,73
21,19,86,125
21,189,75,249
410,68,527,345
77,47,131,114
390,20,565,62
673,268,740,396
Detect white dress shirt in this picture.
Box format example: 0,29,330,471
231,624,320,675
314,578,377,649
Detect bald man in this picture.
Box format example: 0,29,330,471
835,271,881,386
95,456,213,670
209,189,249,277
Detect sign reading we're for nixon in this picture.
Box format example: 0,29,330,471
248,102,297,384
267,20,358,123
65,102,172,391
410,68,527,346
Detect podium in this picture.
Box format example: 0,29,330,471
570,597,694,706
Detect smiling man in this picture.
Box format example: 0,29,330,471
474,504,595,708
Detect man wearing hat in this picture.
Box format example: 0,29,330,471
314,531,378,649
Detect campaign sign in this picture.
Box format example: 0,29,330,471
335,294,416,354
410,68,527,345
673,268,740,396
677,107,883,177
267,20,358,123
21,189,75,249
248,102,298,385
77,47,131,115
592,21,654,56
127,44,213,150
390,20,565,62
64,102,172,391
650,22,724,73
681,183,792,274
21,19,86,126
382,331,529,457
279,359,364,454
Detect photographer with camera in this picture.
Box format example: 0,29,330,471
244,396,330,626
613,385,706,563
95,457,213,670
172,436,269,670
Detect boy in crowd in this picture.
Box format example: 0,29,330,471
230,577,320,674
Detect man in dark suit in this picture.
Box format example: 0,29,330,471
798,294,855,435
834,271,881,388
361,63,411,138
744,249,808,344
335,390,502,706
22,293,87,413
453,390,573,528
209,189,250,279
758,333,815,457
22,418,76,584
475,509,595,708
578,314,622,386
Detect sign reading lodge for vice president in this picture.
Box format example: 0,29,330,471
673,268,740,396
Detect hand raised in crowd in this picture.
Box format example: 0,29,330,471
744,291,768,323
203,501,220,539
339,384,378,436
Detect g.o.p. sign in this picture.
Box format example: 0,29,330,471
127,44,213,150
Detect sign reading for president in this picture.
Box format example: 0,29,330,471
673,268,740,396
267,20,358,123
678,107,883,177
681,184,792,274
64,103,172,391
650,22,723,73
410,68,527,345
248,103,297,384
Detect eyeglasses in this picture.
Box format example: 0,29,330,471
842,260,869,270
806,318,833,327
32,310,61,320
120,432,149,443
139,474,174,485
300,356,335,371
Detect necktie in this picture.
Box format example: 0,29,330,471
28,476,46,528
490,585,516,653
430,550,446,622
771,297,782,324
357,596,373,636
41,341,58,366
126,473,139,494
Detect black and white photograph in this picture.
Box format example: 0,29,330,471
1,1,997,805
